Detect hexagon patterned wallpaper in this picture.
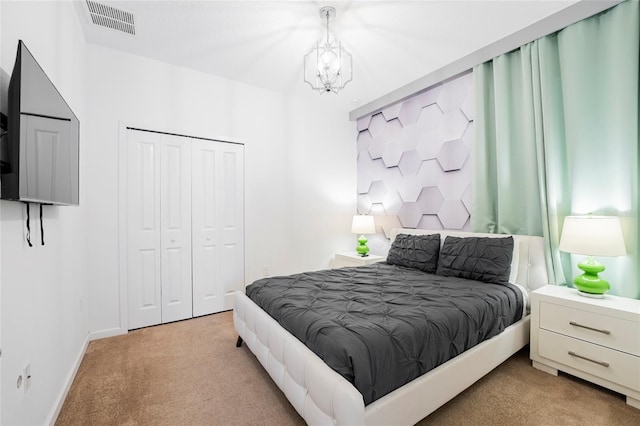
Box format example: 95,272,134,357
356,71,474,237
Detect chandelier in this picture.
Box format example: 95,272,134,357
304,6,352,94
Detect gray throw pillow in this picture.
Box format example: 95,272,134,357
436,236,513,284
387,233,440,273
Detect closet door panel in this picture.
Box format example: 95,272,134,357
192,141,223,316
220,145,245,310
126,129,244,328
160,135,193,323
127,130,162,329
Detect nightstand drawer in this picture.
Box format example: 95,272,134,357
540,301,640,356
539,330,640,391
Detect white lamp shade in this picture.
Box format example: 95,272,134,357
559,216,627,257
351,215,375,235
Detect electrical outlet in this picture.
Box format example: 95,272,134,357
16,374,23,391
23,363,31,393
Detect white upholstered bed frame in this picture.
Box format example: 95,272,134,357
233,228,549,425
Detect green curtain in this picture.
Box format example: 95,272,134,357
473,0,639,298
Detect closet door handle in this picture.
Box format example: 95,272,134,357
569,321,611,335
568,351,610,368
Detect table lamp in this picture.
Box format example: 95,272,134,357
351,215,375,257
559,215,626,298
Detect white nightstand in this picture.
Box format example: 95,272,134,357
530,285,640,409
333,252,385,268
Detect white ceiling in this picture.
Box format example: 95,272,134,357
75,0,581,113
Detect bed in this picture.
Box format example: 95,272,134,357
233,228,549,425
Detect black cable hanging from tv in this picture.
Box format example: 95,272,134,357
40,203,45,246
25,202,33,247
23,202,45,247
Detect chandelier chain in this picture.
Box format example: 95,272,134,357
325,9,330,45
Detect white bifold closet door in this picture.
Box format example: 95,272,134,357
127,130,193,330
192,140,244,316
126,129,244,330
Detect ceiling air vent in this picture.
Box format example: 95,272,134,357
86,0,136,35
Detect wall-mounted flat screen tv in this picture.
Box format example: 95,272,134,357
1,40,79,206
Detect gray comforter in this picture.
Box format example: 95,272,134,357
246,262,523,405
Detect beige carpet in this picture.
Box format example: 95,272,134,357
57,311,640,425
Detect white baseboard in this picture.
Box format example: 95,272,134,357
46,335,89,426
46,326,129,425
89,326,127,341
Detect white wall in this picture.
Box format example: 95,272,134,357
84,44,356,336
1,1,357,423
0,1,89,425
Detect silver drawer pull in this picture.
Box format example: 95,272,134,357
569,321,611,335
568,351,610,368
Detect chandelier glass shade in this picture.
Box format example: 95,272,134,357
304,6,352,94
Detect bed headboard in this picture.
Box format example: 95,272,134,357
389,228,549,293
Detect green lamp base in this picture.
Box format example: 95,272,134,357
356,235,370,257
573,257,609,298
